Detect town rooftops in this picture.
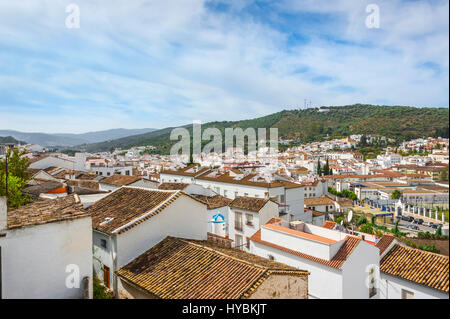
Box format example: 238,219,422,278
304,195,335,206
191,194,233,209
380,244,449,293
229,196,273,212
160,165,210,177
115,236,309,299
158,182,190,190
196,170,285,188
99,174,141,186
7,194,89,230
88,187,182,234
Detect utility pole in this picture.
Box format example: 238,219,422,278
3,144,14,204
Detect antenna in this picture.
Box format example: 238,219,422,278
347,210,353,223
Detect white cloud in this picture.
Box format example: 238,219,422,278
0,0,448,133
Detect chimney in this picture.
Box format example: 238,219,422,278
0,196,7,230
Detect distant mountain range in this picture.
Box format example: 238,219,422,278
0,128,156,147
79,104,449,153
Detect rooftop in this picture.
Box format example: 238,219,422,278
7,194,89,230
229,196,272,212
99,174,141,186
380,244,449,293
88,187,180,234
116,236,309,299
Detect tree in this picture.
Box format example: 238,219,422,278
317,160,322,176
323,158,330,175
0,148,32,209
440,168,448,182
0,174,32,209
391,190,402,200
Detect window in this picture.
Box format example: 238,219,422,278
223,190,228,197
235,212,243,231
106,172,110,176
125,171,130,175
401,289,414,299
244,193,248,197
246,237,250,250
100,239,107,249
280,194,285,203
235,234,243,250
234,191,238,198
246,214,254,226
268,254,275,261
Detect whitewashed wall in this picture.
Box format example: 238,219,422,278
1,217,92,299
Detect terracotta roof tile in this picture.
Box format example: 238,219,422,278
380,244,449,293
304,195,335,206
322,221,337,229
375,235,396,255
7,194,89,230
115,236,308,299
230,196,272,212
88,187,179,234
158,182,189,190
99,174,141,186
191,194,233,209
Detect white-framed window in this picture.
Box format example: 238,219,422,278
100,239,107,249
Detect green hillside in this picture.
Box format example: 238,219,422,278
0,136,26,145
81,104,449,153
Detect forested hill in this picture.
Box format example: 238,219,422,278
80,104,449,153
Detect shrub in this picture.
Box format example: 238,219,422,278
93,277,113,299
359,223,374,234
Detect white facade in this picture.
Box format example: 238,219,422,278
379,273,448,299
250,221,380,299
92,194,208,294
228,201,279,253
0,206,93,299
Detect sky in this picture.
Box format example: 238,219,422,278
0,0,448,133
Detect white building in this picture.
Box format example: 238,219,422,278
88,187,208,296
0,195,93,299
375,235,448,299
249,218,380,299
228,196,279,252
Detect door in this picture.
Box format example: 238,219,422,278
103,265,110,289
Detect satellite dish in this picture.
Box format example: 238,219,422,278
347,210,353,223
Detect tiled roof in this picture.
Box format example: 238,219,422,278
230,196,272,212
191,194,233,209
380,244,449,293
160,165,209,177
88,187,180,234
23,180,64,200
7,194,89,230
375,235,396,255
158,182,189,190
116,236,308,299
304,195,335,206
99,174,141,186
250,230,361,269
322,221,337,229
196,171,285,189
